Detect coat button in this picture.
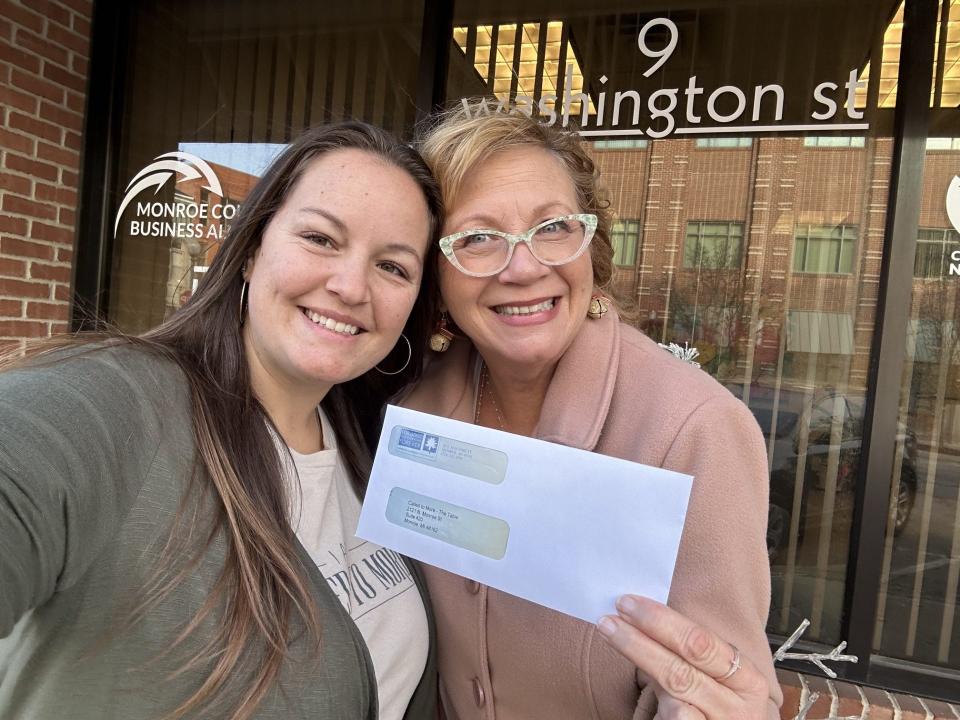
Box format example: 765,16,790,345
472,677,486,707
466,580,481,594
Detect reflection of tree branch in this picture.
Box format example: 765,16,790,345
774,619,859,679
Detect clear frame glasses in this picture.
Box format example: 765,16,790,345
439,213,598,277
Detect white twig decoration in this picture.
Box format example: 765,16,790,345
775,619,859,679
657,341,701,368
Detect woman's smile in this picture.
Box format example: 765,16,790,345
490,296,560,325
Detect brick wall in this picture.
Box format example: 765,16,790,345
778,670,960,719
0,0,91,351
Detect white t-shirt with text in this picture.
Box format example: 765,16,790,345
281,411,428,720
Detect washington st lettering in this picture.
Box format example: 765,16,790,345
324,545,411,608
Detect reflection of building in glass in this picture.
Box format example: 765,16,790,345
591,138,960,442
159,159,260,322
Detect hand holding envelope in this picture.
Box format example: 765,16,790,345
357,406,694,623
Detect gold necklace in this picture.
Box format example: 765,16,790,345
476,364,506,430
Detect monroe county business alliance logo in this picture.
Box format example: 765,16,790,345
947,176,960,275
113,152,238,241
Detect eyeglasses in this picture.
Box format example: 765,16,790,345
439,214,598,277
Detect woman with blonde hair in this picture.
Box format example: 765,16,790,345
402,104,782,719
0,122,441,720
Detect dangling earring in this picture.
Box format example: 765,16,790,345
239,280,249,324
429,311,455,353
376,334,412,376
587,294,609,320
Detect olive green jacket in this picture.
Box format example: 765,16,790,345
0,345,437,719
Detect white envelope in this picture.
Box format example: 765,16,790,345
356,405,694,623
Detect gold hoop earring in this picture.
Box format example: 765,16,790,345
376,334,412,376
587,294,609,320
429,311,455,352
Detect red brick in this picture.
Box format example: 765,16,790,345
0,278,50,299
0,216,28,235
0,257,26,277
1,235,54,260
4,153,59,182
0,127,37,155
34,181,76,205
837,693,864,717
0,17,12,41
29,261,70,283
55,245,72,263
19,0,71,28
7,111,62,144
58,0,91,19
71,52,87,76
46,21,87,56
36,141,78,168
26,300,67,320
58,207,74,226
11,68,66,104
0,63,9,84
65,89,84,114
804,677,834,717
0,38,41,73
37,100,83,133
29,222,71,245
0,298,22,316
2,194,56,220
15,27,69,68
53,281,69,301
777,684,801,720
927,699,958,719
42,61,86,94
0,319,50,337
72,12,91,38
0,171,32,195
63,129,81,152
0,85,39,114
862,686,895,719
50,320,69,334
60,169,77,185
0,1,44,34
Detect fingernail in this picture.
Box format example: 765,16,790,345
597,615,618,637
617,595,639,613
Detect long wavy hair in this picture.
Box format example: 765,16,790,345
2,122,442,719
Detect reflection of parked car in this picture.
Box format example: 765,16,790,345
729,384,918,560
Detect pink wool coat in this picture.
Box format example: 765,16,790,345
401,310,782,720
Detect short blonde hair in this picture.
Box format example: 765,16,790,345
419,100,616,294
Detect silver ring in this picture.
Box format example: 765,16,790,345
717,646,741,681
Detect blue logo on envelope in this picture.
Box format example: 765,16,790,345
397,428,440,455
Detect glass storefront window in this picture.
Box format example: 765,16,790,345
108,0,427,333
873,138,960,671
444,0,900,647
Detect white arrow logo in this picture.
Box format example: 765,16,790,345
947,175,960,234
114,152,223,237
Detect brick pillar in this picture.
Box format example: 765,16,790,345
0,0,91,351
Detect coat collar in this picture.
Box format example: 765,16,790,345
404,310,621,452
534,308,620,450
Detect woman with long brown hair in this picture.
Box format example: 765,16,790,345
0,122,442,720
